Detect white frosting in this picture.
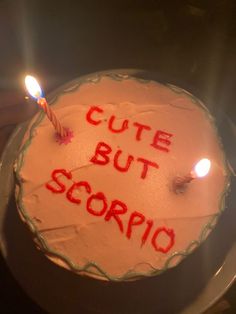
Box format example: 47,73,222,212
16,77,228,280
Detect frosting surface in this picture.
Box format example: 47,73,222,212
15,75,229,280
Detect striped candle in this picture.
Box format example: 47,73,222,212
173,158,211,193
37,97,67,138
25,75,67,138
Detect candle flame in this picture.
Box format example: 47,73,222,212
193,158,211,178
25,75,43,99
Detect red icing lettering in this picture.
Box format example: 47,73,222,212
66,181,91,204
126,211,145,239
108,115,129,133
151,227,175,253
137,158,159,179
90,142,112,165
133,122,151,141
86,192,108,216
104,200,127,233
86,106,103,125
151,130,173,152
46,168,177,254
46,169,72,193
141,219,154,246
114,150,134,172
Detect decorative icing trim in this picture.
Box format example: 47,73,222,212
15,72,231,281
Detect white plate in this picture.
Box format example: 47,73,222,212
0,69,235,314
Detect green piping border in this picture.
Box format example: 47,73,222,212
15,72,231,281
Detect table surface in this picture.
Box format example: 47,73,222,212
0,1,236,313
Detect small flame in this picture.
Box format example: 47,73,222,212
25,75,43,99
193,158,211,178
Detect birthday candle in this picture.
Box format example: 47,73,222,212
25,75,67,138
173,158,211,193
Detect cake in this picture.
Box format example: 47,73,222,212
15,73,230,281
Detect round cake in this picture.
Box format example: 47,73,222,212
15,73,230,281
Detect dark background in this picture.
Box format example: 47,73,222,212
1,0,236,123
0,0,235,313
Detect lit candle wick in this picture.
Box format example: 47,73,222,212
25,75,69,140
173,158,211,194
